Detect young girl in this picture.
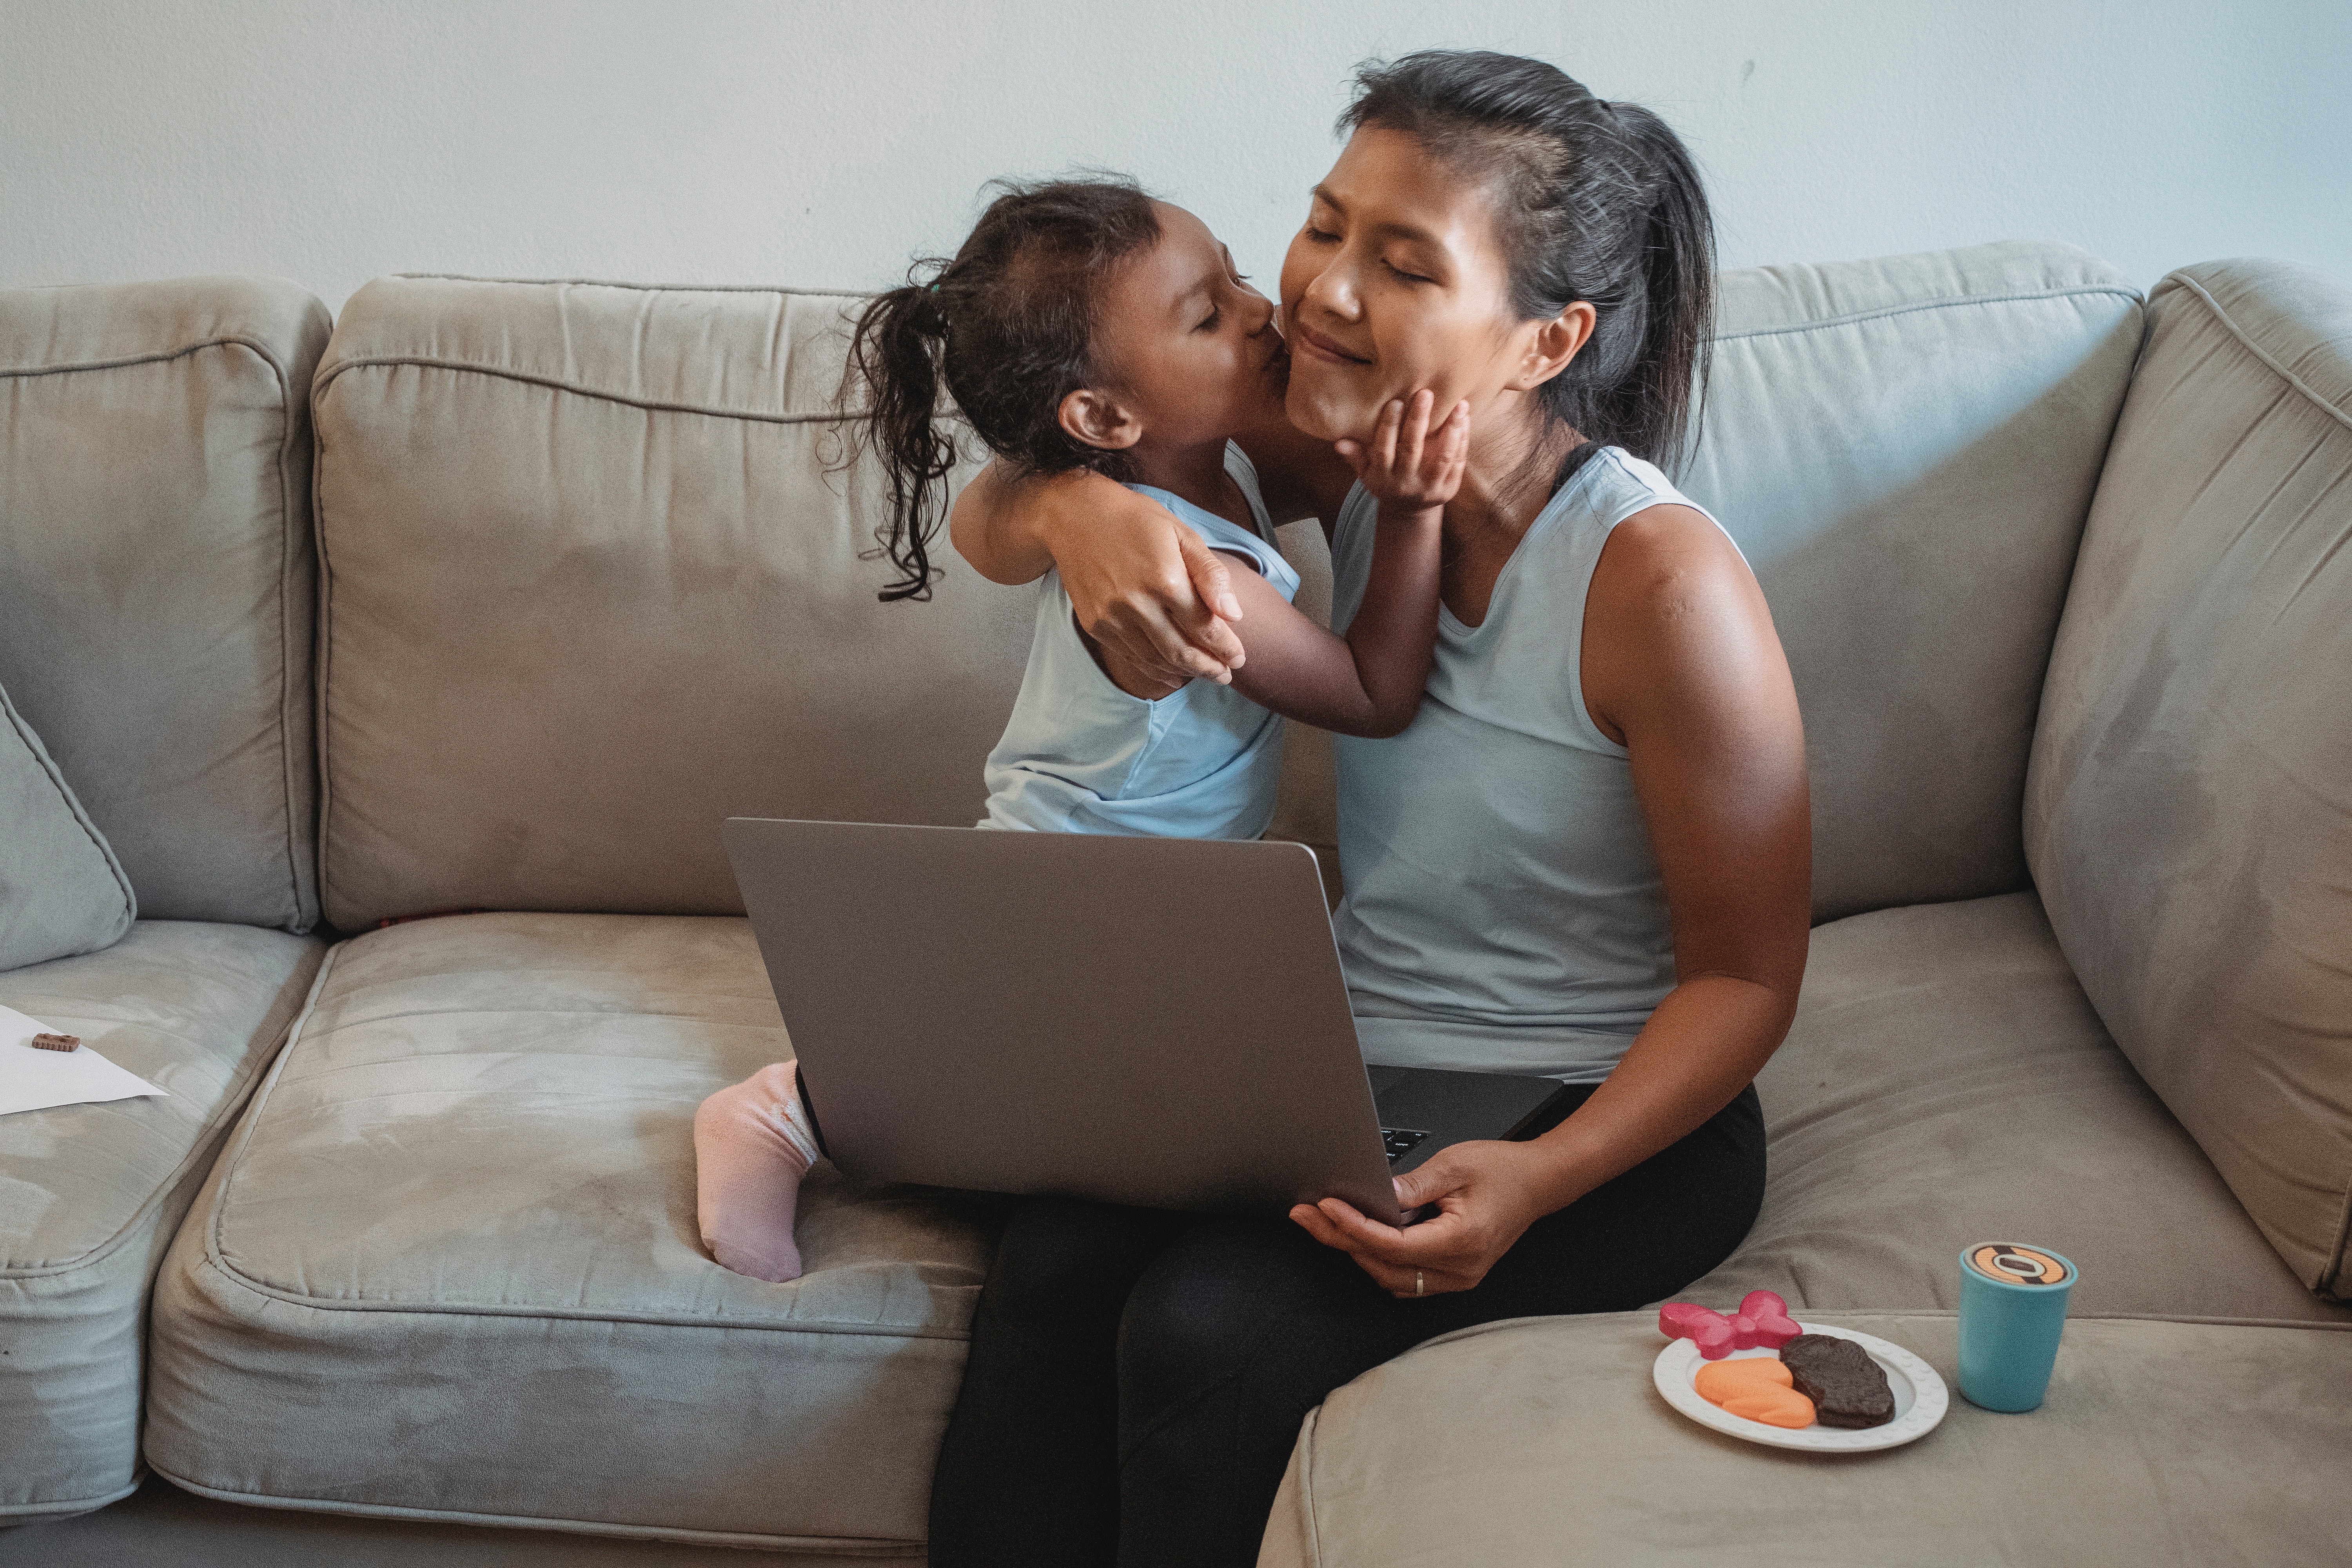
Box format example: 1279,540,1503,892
695,176,1470,1281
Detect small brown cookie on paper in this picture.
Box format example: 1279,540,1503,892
29,1033,82,1052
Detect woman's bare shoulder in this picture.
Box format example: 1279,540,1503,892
1583,502,1781,743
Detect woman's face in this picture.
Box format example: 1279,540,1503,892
1279,127,1581,444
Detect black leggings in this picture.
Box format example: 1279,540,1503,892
927,1083,1764,1568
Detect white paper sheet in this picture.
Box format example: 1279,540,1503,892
0,1004,167,1117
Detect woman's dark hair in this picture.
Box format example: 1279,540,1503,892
842,176,1161,601
1342,51,1715,472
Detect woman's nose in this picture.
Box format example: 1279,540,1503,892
1302,260,1359,322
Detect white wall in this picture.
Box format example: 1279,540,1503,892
4,0,2347,312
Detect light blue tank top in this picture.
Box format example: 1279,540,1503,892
1327,447,1732,1084
980,443,1301,839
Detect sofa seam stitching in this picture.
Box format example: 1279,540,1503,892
1298,1405,1325,1568
2321,1163,2352,1301
189,1247,976,1339
312,375,341,925
0,334,289,381
1713,284,2143,344
249,334,311,933
0,1477,143,1518
140,1462,924,1553
392,271,867,299
2164,273,2352,436
0,940,321,1278
311,353,851,427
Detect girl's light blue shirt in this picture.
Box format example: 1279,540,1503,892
980,444,1300,840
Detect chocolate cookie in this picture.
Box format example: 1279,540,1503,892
1778,1333,1895,1428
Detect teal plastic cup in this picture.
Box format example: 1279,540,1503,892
1956,1242,2076,1412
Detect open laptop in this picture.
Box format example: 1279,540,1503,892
723,818,1574,1227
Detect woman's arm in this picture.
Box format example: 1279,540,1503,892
1218,395,1464,737
1292,504,1810,1294
950,463,1248,685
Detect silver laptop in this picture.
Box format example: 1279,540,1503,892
723,818,1571,1227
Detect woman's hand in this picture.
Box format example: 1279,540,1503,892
949,462,1247,686
1289,1138,1575,1298
1052,483,1250,686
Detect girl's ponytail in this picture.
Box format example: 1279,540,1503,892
843,272,958,603
1341,52,1719,474
840,178,1163,603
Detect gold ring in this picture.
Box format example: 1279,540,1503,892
1414,1270,1425,1297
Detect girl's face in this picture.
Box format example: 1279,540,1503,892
1078,202,1290,452
1278,127,1586,444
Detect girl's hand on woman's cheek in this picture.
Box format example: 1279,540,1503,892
1334,390,1470,514
1041,474,1248,685
1288,1138,1562,1297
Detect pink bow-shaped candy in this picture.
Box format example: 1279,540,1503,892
1657,1290,1800,1360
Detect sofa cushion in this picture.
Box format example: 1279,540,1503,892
1258,1311,2352,1568
2026,259,2352,1302
143,913,1000,1550
0,922,325,1526
309,276,1039,929
0,278,331,931
0,678,134,971
1682,893,2347,1325
1684,242,2143,922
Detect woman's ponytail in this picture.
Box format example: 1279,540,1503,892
1342,52,1718,474
842,271,958,603
1598,102,1716,472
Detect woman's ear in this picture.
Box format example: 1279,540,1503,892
1510,300,1598,392
1059,387,1144,453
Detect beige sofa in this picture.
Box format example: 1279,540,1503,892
2,242,2347,1566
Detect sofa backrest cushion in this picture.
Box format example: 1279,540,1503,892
1682,242,2143,922
0,677,135,969
2026,259,2352,1302
0,278,330,932
312,277,1035,929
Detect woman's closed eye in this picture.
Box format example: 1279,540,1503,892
1385,259,1434,285
1196,305,1222,332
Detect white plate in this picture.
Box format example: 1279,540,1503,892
1651,1320,1947,1453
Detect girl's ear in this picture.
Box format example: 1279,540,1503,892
1059,387,1145,452
1510,300,1598,392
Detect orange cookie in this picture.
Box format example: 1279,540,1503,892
1694,1356,1815,1429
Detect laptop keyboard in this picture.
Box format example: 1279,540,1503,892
1381,1128,1431,1162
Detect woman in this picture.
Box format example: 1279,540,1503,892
932,51,1810,1567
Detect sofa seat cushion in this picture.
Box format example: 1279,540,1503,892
1683,893,2347,1325
0,922,325,1526
1258,1310,2352,1567
144,913,1001,1551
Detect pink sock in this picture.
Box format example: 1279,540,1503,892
695,1060,822,1282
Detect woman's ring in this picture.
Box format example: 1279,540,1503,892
1414,1270,1425,1297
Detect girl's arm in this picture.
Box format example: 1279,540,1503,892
1218,394,1465,738
950,463,1248,686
